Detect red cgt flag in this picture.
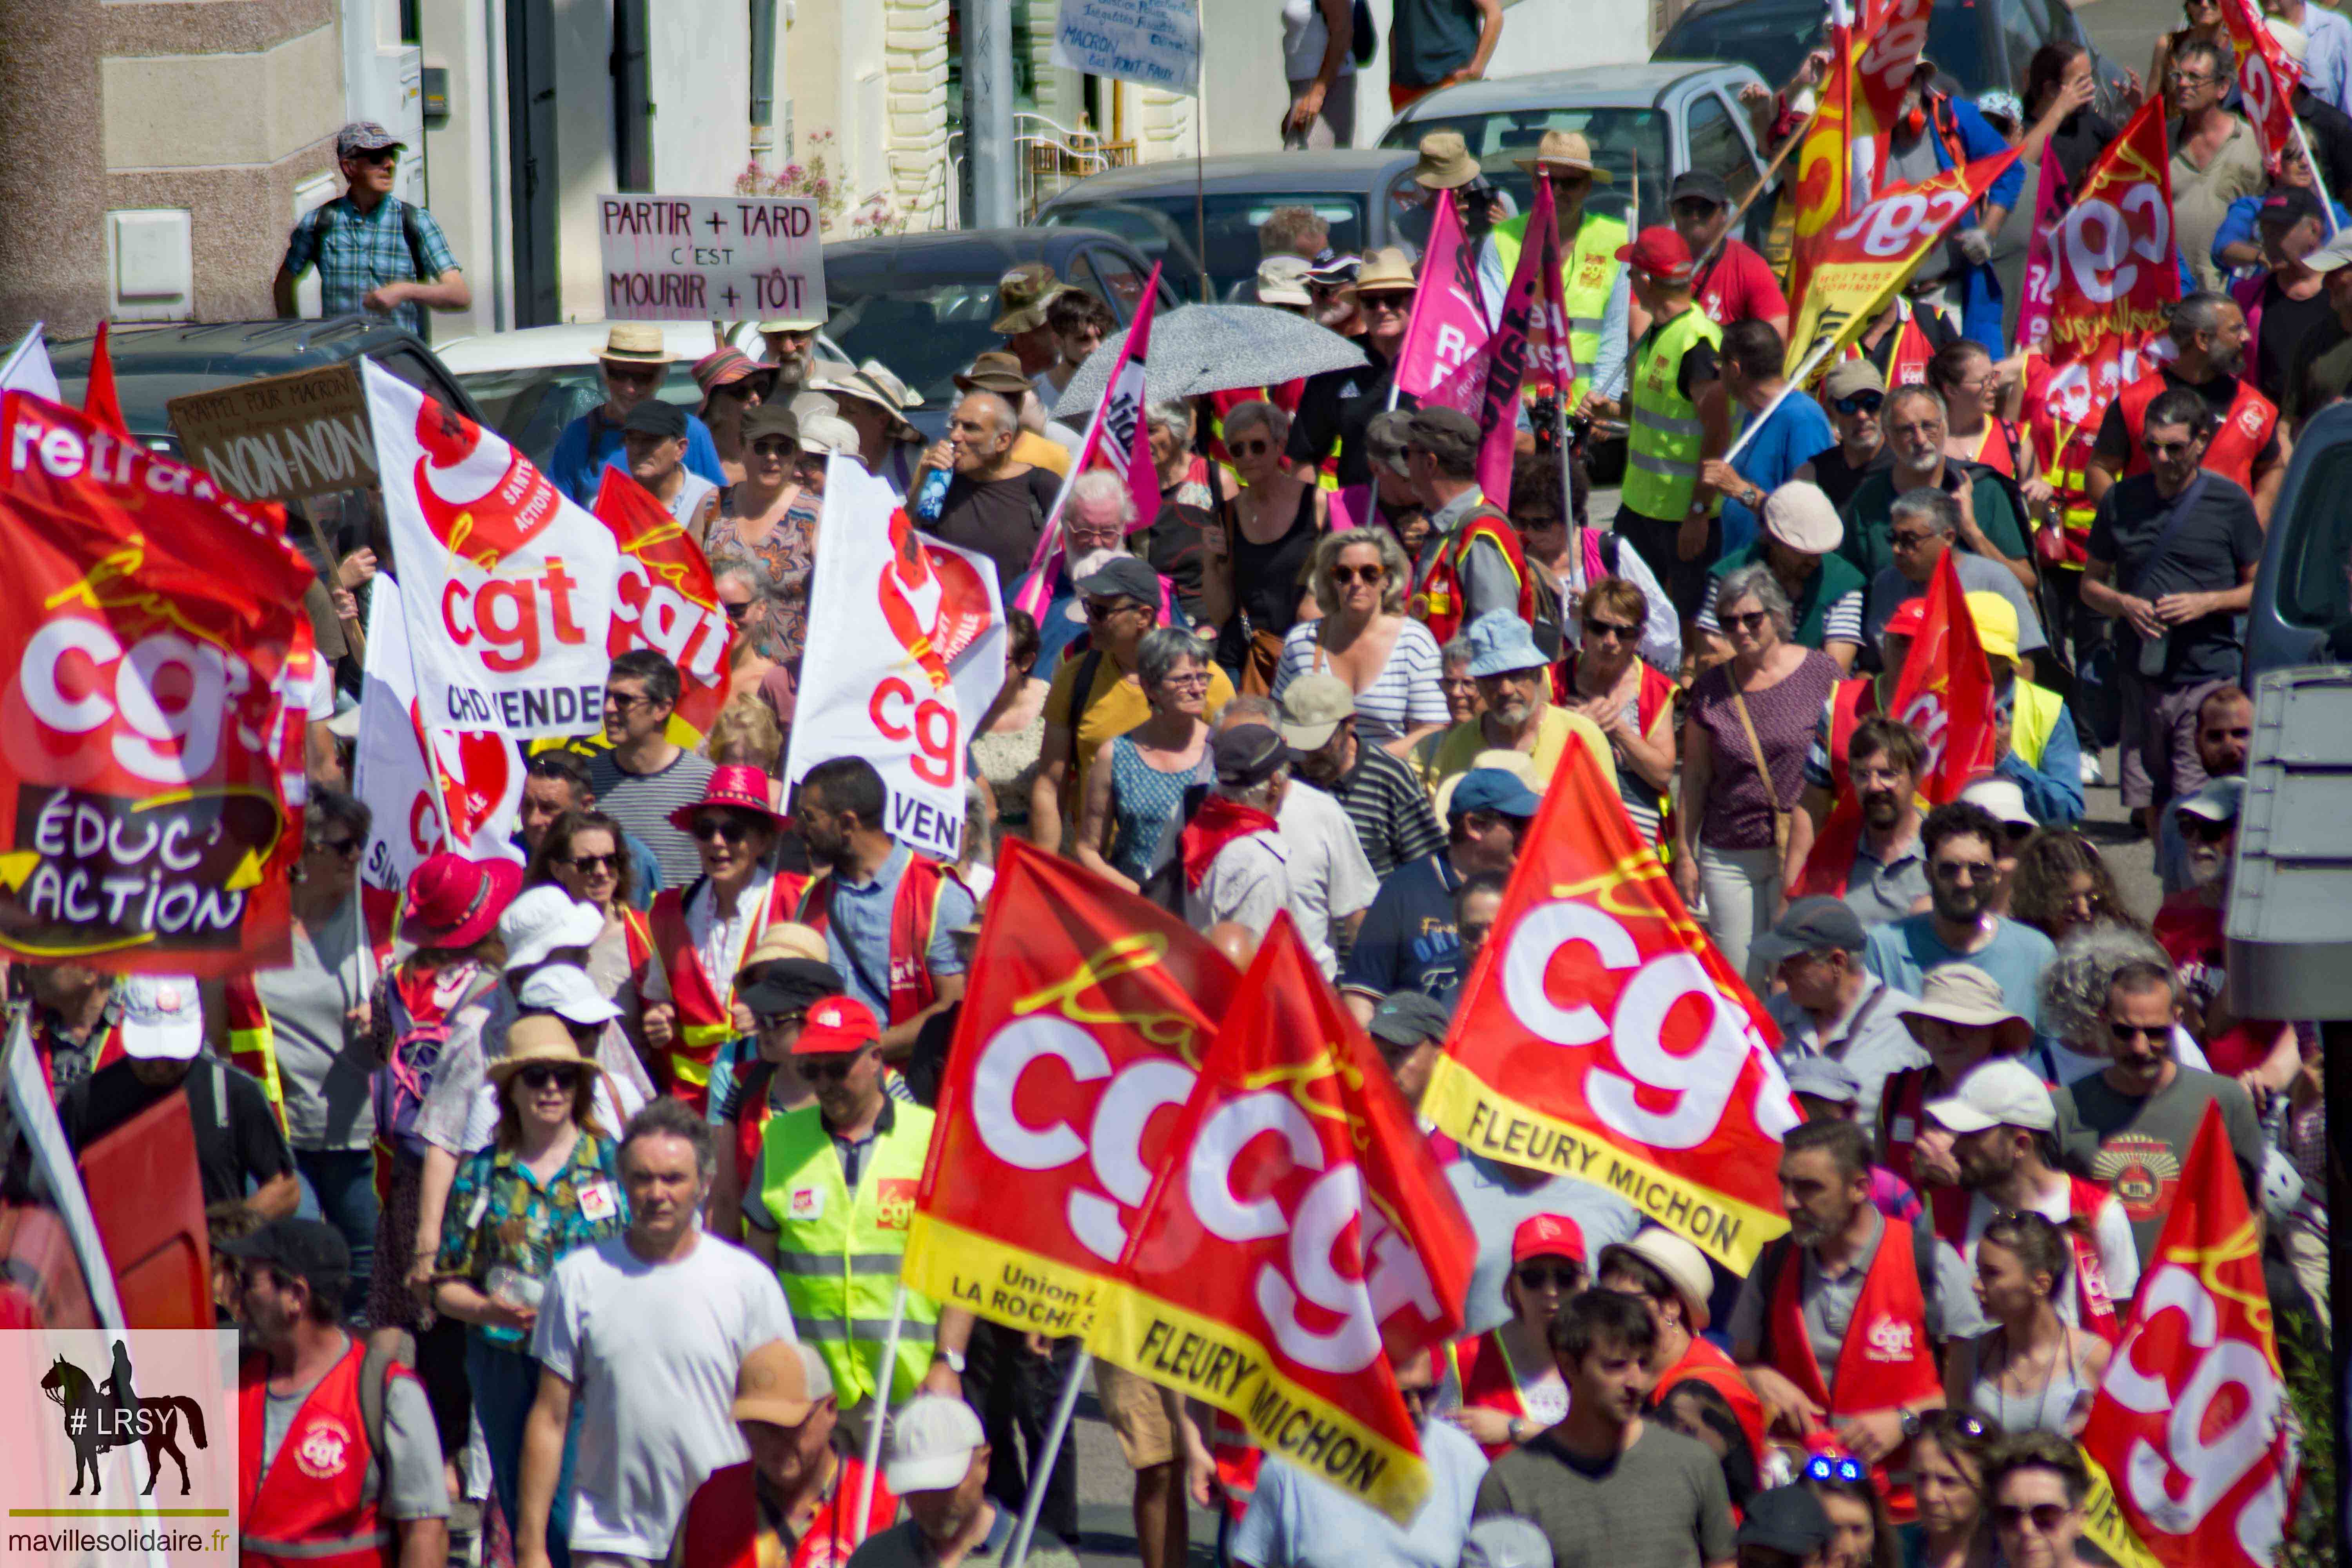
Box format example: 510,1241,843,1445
1425,739,1800,1271
0,392,318,973
2221,0,2305,172
591,466,734,742
2077,1102,2295,1568
902,838,1243,1338
1794,548,1998,895
83,320,129,437
1089,915,1475,1525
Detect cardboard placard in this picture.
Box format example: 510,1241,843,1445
598,195,827,323
167,362,376,502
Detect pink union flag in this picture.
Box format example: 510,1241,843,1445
1393,192,1490,411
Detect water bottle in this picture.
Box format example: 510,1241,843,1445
913,465,951,522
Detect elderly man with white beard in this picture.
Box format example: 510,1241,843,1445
1009,468,1190,668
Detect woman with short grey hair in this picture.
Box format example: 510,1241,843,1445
1074,626,1216,891
1677,563,1842,984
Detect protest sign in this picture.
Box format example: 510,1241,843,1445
364,361,620,738
167,363,376,504
0,391,316,973
2080,1103,2294,1568
1426,740,1801,1270
1090,915,1475,1525
352,572,524,926
903,838,1243,1336
783,459,1005,862
593,468,733,742
598,195,826,322
1051,0,1201,92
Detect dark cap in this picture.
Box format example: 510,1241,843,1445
1747,895,1868,974
216,1218,352,1294
1736,1486,1834,1556
739,958,846,1018
622,398,689,439
336,121,405,158
1075,555,1160,607
1668,170,1731,209
1367,991,1453,1049
1448,768,1542,821
1405,405,1480,449
1211,724,1289,788
2259,185,2326,228
742,403,802,447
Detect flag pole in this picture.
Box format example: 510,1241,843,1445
1004,1348,1093,1568
1695,101,1821,278
853,1283,909,1545
2292,116,2341,236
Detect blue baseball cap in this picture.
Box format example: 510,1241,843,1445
1448,768,1542,822
1462,611,1548,677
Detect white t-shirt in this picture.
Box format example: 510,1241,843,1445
1276,781,1379,979
1187,832,1289,938
305,659,336,722
1957,1174,2142,1323
1281,0,1356,80
533,1232,798,1556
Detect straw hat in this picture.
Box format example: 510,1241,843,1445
1514,129,1614,183
599,323,673,364
1352,247,1419,295
1411,130,1483,190
806,359,922,441
486,1013,600,1083
740,923,831,974
1896,965,2032,1053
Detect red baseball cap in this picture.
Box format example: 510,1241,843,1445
1511,1212,1586,1267
1615,226,1694,282
1882,599,1929,639
791,995,882,1056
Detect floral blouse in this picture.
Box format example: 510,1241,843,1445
707,492,821,668
436,1127,628,1348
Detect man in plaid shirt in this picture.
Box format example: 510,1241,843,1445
273,122,470,335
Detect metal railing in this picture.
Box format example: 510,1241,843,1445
948,111,1138,226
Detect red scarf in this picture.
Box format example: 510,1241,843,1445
1180,796,1279,890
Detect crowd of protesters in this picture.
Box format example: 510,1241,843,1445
8,9,2346,1557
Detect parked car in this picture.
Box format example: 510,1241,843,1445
47,315,485,452
1377,62,1773,237
2247,399,2352,677
435,319,769,471
818,226,1173,439
1035,150,1427,303
1654,0,2131,117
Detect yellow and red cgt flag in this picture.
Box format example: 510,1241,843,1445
2078,1102,2296,1568
1788,21,1860,309
2221,0,2306,173
1423,739,1800,1271
591,466,734,744
1784,148,2023,379
1793,548,1997,895
1089,915,1476,1524
901,838,1243,1339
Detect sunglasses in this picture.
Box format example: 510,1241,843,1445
563,852,622,875
605,365,664,386
355,149,400,166
1584,618,1640,641
722,600,753,622
2180,815,2233,842
1805,1454,1868,1485
1933,859,1993,881
1515,1264,1581,1290
750,438,799,459
691,816,754,844
1331,564,1386,585
1231,438,1274,457
801,1054,865,1082
2107,1020,2168,1043
517,1064,581,1091
1723,610,1771,634
755,1009,806,1032
1834,393,1884,415
2145,437,2199,459
318,836,363,858
1890,528,1938,550
1361,296,1412,315
1994,1503,2073,1532
604,690,654,710
1084,600,1140,623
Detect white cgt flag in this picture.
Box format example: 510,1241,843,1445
363,361,619,737
783,458,1007,862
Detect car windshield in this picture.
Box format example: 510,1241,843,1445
821,279,1033,410
1657,0,1993,96
1041,195,1367,303
458,362,704,471
1378,108,1664,234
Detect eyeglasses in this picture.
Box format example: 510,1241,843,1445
1159,670,1213,690
1583,618,1640,641
318,836,363,858
1833,393,1884,416
1805,1454,1869,1485
2181,816,2234,843
2107,1020,2168,1043
801,1054,865,1082
1331,564,1387,585
1994,1503,2073,1532
722,600,753,622
755,1010,806,1032
1231,438,1274,457
1515,1264,1582,1290
1890,528,1939,551
1933,859,1993,882
563,853,622,875
691,816,753,844
517,1064,581,1091
2145,437,2199,459
1724,610,1771,634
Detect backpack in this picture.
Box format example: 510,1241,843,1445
371,970,494,1169
1350,0,1377,65
312,197,437,337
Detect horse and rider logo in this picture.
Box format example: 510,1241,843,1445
38,1339,210,1496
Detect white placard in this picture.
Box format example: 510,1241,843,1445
597,194,827,323
1051,0,1201,91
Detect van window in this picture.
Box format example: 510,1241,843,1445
2276,439,2352,628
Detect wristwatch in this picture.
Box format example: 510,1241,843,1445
1506,1416,1529,1443
1898,1406,1923,1441
936,1348,967,1374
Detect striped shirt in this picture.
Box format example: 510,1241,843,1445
1271,617,1449,745
1312,740,1447,882
588,749,716,892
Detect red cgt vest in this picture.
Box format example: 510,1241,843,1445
650,871,813,1113
795,854,968,1025
1415,505,1537,645
239,1343,410,1568
2113,372,2276,491
1765,1219,1944,1519
1926,1176,2126,1345
675,1454,899,1568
